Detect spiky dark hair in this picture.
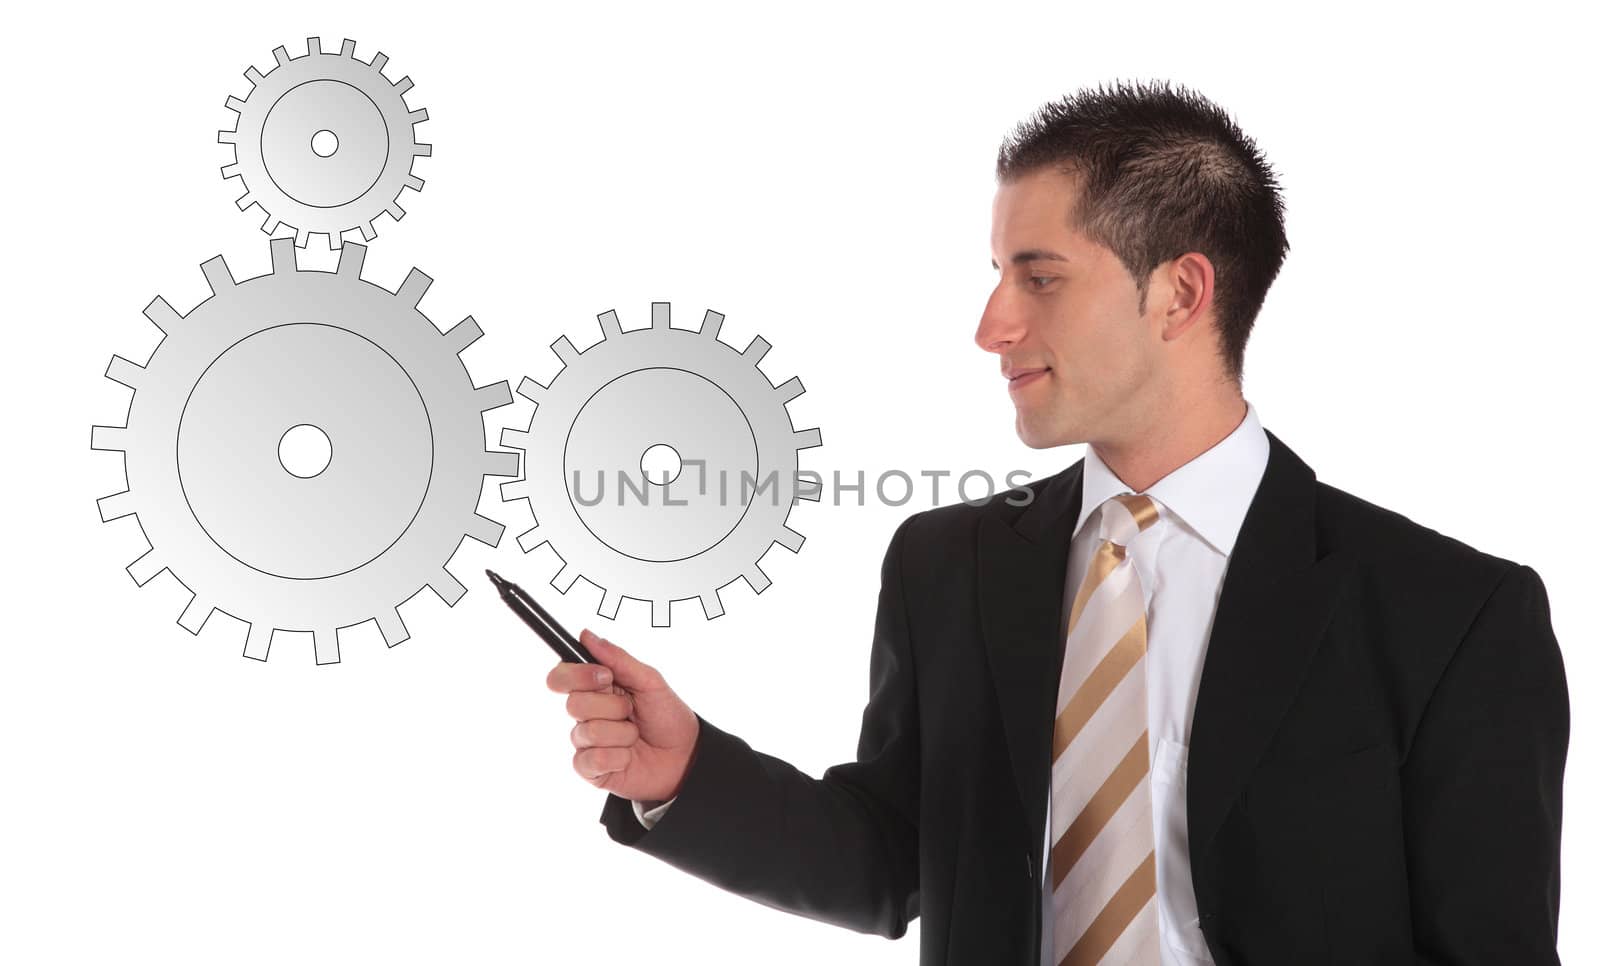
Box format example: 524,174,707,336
996,79,1288,383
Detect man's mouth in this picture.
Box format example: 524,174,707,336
1006,367,1050,392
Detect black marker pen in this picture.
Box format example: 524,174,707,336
485,569,598,665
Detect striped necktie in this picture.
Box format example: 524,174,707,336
1050,492,1161,965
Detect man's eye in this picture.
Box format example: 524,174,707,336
1029,276,1055,290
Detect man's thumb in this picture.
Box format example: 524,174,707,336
581,629,652,688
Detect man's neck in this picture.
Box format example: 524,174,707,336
1091,392,1248,493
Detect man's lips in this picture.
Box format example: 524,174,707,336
1006,367,1050,392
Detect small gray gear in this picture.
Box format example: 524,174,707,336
498,303,822,627
219,37,431,248
92,237,520,664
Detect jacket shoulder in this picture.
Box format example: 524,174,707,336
1314,480,1522,586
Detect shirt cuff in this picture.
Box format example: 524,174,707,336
632,796,678,830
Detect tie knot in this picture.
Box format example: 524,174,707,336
1094,492,1160,548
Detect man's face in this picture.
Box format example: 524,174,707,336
976,167,1161,449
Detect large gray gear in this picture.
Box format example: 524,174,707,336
92,237,519,664
219,37,431,249
498,303,822,627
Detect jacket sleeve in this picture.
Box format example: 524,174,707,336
597,510,925,939
1402,563,1570,965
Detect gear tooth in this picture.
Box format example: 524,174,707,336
404,174,424,192
313,628,341,666
475,381,513,412
515,525,544,553
550,563,578,594
223,94,247,113
467,513,504,548
775,375,805,403
218,128,239,145
699,309,725,341
500,480,531,503
328,230,346,250
699,590,725,621
413,142,433,158
377,610,410,648
598,588,622,620
242,623,273,661
220,162,241,181
597,309,623,340
340,39,356,58
499,426,531,449
126,549,164,586
650,599,670,627
97,490,136,522
793,427,823,449
336,241,368,278
261,216,281,236
409,107,429,125
90,425,127,452
483,450,520,478
397,267,431,307
443,315,483,353
196,252,233,294
369,50,389,73
243,66,264,87
743,335,771,365
775,524,805,553
272,45,291,67
269,237,298,275
233,190,254,211
394,75,415,96
550,335,579,367
359,220,377,242
743,563,771,595
178,595,213,635
294,226,311,249
797,477,823,502
306,36,322,56
142,295,182,333
651,302,671,330
385,201,406,222
515,376,547,403
431,569,467,606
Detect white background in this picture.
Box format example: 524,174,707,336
4,1,1594,963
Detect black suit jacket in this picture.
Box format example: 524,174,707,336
599,429,1569,965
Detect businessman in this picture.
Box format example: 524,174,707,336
549,80,1570,965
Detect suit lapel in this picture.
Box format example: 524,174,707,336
976,429,1353,876
1185,429,1353,866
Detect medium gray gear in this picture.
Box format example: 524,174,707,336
92,237,519,664
498,303,822,627
219,37,431,249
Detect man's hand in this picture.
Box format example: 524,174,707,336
549,629,701,802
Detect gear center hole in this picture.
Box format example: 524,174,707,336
640,443,682,486
279,423,333,479
310,129,340,158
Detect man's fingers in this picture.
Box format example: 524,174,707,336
571,718,639,750
547,659,613,694
574,745,630,782
566,689,633,722
581,630,659,691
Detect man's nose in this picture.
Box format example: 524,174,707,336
974,285,1025,354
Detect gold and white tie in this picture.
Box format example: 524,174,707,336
1050,492,1161,965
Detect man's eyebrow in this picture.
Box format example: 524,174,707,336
990,249,1071,269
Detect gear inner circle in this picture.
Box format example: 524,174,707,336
565,367,757,563
177,323,434,580
262,80,390,209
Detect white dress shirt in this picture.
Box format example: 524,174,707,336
636,402,1270,966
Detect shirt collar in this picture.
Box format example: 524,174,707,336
1071,399,1269,557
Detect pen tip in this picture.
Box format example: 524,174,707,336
485,568,504,586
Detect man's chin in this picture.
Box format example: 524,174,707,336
1014,414,1069,450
